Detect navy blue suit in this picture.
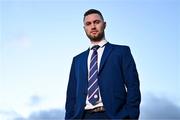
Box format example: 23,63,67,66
65,42,141,119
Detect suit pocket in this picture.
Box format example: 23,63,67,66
113,91,126,111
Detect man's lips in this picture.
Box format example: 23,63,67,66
91,31,98,34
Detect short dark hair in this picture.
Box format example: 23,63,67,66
83,9,104,21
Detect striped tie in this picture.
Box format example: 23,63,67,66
88,45,100,105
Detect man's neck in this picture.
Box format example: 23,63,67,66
91,41,101,45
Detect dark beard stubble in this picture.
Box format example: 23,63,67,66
87,31,105,42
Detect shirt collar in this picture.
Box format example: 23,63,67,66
89,39,108,50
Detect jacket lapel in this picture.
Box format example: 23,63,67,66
82,50,89,77
81,49,89,94
99,43,113,74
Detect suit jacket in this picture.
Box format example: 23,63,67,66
65,42,141,119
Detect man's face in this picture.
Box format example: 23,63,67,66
83,13,106,42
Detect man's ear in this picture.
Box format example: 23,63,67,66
104,22,106,29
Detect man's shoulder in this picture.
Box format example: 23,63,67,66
108,43,130,51
73,49,89,59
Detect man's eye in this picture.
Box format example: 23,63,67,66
95,20,100,24
86,22,91,26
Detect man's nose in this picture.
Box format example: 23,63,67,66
91,23,96,29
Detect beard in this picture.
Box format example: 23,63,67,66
86,31,105,42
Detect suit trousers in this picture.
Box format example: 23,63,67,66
82,110,109,120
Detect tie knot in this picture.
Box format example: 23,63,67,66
91,45,100,51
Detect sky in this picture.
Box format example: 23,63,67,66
0,0,179,119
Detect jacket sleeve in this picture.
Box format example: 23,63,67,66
65,58,77,119
122,46,141,119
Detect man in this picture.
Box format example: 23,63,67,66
65,9,141,119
